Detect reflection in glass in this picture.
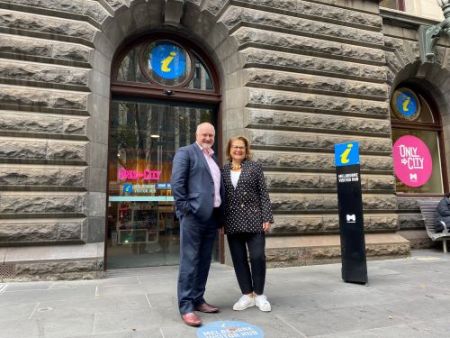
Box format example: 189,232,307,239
107,100,216,268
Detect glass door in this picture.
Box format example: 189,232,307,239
106,98,216,269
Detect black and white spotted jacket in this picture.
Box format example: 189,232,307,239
222,160,273,234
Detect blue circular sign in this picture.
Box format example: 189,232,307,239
149,43,187,80
197,321,264,338
392,88,420,120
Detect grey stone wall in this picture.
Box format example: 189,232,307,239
0,0,104,280
219,1,398,247
0,0,413,280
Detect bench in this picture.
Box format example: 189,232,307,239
418,200,450,253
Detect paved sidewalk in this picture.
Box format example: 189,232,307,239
1,249,450,338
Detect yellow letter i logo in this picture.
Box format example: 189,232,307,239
340,143,353,164
161,51,176,72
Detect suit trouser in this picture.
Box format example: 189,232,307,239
227,232,266,295
178,210,218,315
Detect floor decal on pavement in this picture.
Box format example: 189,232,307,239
197,320,264,338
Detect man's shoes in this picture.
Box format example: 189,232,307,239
195,302,220,313
232,294,255,311
181,312,202,327
255,295,271,312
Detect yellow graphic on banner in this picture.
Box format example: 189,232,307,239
402,97,410,112
340,143,353,164
161,51,177,72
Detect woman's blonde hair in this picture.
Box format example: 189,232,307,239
226,136,252,162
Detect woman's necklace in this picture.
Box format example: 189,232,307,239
231,162,241,170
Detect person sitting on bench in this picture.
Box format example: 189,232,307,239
436,193,450,233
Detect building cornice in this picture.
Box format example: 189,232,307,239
380,7,440,29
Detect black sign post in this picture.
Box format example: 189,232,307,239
335,142,368,284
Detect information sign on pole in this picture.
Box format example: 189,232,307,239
334,142,368,284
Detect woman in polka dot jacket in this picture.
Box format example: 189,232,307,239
222,136,274,312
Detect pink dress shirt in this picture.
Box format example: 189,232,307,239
197,143,221,207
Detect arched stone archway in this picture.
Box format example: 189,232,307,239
384,35,450,246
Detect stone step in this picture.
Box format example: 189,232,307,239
245,108,390,135
253,150,393,173
241,48,387,83
312,0,379,13
247,128,392,155
270,192,397,212
0,8,98,46
265,233,410,267
231,0,382,30
271,213,398,234
221,6,385,47
0,242,103,281
0,33,92,67
244,68,388,100
0,0,110,27
0,191,88,217
0,218,85,244
101,0,128,12
243,87,388,118
0,59,90,91
0,110,88,138
0,164,87,190
265,172,394,192
398,213,423,230
297,0,381,29
0,136,88,163
397,196,428,211
232,27,386,65
398,229,432,249
0,84,89,113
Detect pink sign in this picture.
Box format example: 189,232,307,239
118,168,161,181
393,135,432,187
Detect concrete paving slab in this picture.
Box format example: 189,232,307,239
0,284,96,306
35,294,151,315
1,319,40,338
92,308,156,335
4,281,52,292
33,312,95,338
0,302,37,323
1,249,450,338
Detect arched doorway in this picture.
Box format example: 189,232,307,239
106,33,221,269
390,83,448,195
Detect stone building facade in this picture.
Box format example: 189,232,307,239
0,0,448,280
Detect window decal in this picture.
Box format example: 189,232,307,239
392,88,421,121
393,135,432,187
141,41,192,86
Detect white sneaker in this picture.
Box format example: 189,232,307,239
232,294,255,311
255,295,271,312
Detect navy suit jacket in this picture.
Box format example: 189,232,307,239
171,143,223,223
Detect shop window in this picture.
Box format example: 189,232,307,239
391,86,445,194
380,0,405,11
107,34,221,269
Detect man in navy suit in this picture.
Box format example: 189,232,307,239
171,122,222,327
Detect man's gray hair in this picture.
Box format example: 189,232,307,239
196,122,215,134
